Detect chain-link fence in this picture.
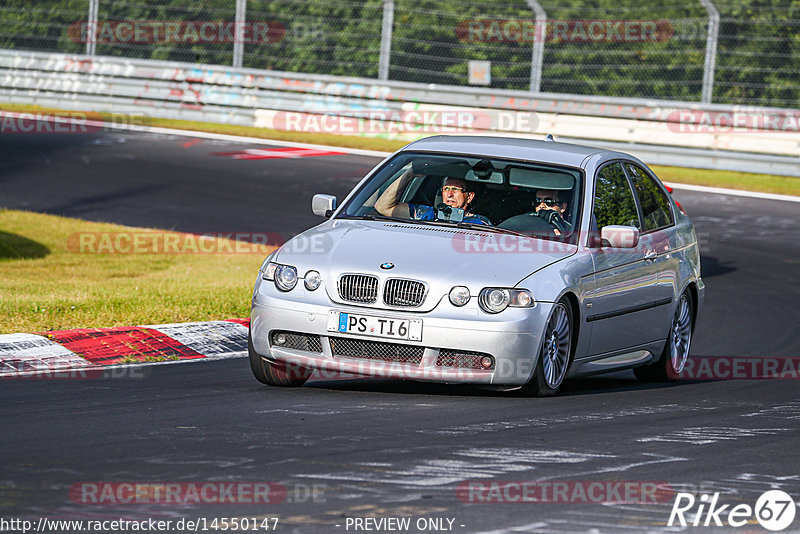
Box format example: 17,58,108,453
0,0,797,108
715,0,799,107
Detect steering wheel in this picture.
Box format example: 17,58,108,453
535,209,569,235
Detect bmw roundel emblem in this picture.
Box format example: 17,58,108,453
380,262,394,270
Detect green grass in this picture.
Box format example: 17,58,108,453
651,165,800,196
2,102,796,197
118,354,179,363
0,209,274,334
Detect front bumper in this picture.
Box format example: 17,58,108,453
251,281,552,386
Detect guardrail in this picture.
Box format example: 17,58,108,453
1,49,798,177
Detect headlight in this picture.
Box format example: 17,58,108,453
479,288,510,313
274,264,298,292
449,286,471,306
478,288,535,313
304,270,321,291
513,290,534,308
262,261,278,280
259,250,279,278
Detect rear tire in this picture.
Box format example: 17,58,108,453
634,291,694,382
524,300,573,397
248,330,312,387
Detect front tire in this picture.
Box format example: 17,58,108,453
525,300,573,397
248,330,312,387
634,291,694,382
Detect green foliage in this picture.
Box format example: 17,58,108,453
711,0,800,105
593,163,639,230
0,0,797,106
0,0,85,53
243,0,384,76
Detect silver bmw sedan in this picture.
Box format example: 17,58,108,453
249,135,704,396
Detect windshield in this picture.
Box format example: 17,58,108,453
338,152,583,241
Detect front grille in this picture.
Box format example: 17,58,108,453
437,349,494,370
329,336,424,365
383,278,426,307
338,274,378,303
271,331,322,353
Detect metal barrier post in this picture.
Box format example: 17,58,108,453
379,0,394,80
699,0,719,103
86,0,99,56
526,0,546,93
233,0,247,68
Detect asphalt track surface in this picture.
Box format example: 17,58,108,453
2,127,800,533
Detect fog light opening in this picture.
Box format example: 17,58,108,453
480,356,494,369
274,333,287,346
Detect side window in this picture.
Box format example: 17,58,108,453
593,163,640,231
626,164,674,231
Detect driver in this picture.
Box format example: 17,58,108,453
499,189,572,236
375,170,490,225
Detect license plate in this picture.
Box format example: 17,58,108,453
327,311,422,341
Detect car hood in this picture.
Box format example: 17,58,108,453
275,219,576,310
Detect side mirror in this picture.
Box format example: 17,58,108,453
312,194,337,217
600,225,639,248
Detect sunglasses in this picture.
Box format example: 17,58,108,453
536,197,560,206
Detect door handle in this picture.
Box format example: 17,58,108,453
644,250,657,261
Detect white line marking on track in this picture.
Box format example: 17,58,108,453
222,147,346,159
637,426,789,445
741,402,800,419
663,181,800,203
112,122,391,158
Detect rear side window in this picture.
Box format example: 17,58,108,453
593,163,640,231
625,164,674,232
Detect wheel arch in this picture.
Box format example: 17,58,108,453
682,281,699,329
558,290,582,359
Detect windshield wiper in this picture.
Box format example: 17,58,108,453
339,214,532,238
454,221,531,238
338,213,408,223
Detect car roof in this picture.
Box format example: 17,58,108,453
399,135,627,169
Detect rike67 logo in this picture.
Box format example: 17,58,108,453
668,490,796,531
